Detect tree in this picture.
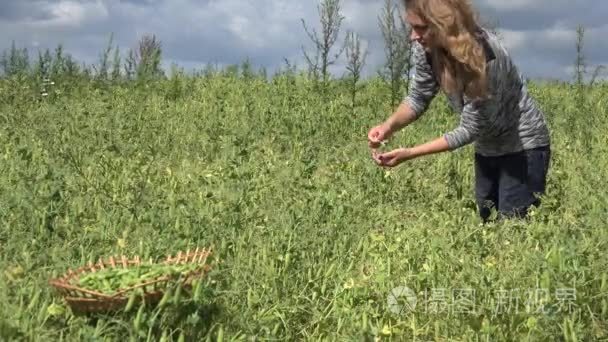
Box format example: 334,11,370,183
96,33,115,81
111,46,121,81
241,57,255,79
344,31,368,114
301,0,346,87
124,34,164,81
124,49,136,80
571,24,605,150
574,25,586,87
0,41,30,77
378,0,412,107
63,54,80,77
33,48,53,80
50,44,65,78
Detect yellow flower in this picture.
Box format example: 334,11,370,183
343,278,355,289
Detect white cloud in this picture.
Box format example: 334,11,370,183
498,29,527,52
479,0,570,12
24,0,109,28
342,1,385,38
481,0,532,11
500,24,584,56
543,26,576,45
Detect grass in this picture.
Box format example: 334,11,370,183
1,75,607,341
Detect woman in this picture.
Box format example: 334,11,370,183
368,0,551,222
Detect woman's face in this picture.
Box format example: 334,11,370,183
406,11,434,51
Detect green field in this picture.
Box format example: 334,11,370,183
1,74,607,340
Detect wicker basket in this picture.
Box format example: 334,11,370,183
49,248,212,314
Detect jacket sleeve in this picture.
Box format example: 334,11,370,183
443,98,491,149
443,59,499,150
403,42,440,118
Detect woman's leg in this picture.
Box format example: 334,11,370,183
475,153,500,223
497,151,532,219
497,146,551,219
524,145,551,207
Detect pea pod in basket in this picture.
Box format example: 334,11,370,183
48,248,213,314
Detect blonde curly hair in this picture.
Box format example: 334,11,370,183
404,0,489,100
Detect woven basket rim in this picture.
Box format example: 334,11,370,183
49,247,212,300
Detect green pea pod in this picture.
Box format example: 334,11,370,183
193,280,203,302
217,325,224,342
173,283,182,304
160,330,169,342
158,286,172,308
272,322,280,336
27,291,41,312
133,303,144,332
125,292,138,312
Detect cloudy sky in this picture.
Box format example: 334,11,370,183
1,0,606,81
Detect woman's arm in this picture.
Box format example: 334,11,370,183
399,42,440,124
403,97,492,162
374,68,497,167
408,136,451,157
443,98,491,150
384,101,419,132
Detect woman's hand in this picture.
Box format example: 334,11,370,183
372,148,413,167
371,137,451,167
367,123,393,149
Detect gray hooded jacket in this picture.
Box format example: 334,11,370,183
404,28,551,156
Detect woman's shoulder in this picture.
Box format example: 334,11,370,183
475,26,524,86
473,27,528,101
476,27,514,66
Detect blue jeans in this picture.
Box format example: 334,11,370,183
475,145,551,222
